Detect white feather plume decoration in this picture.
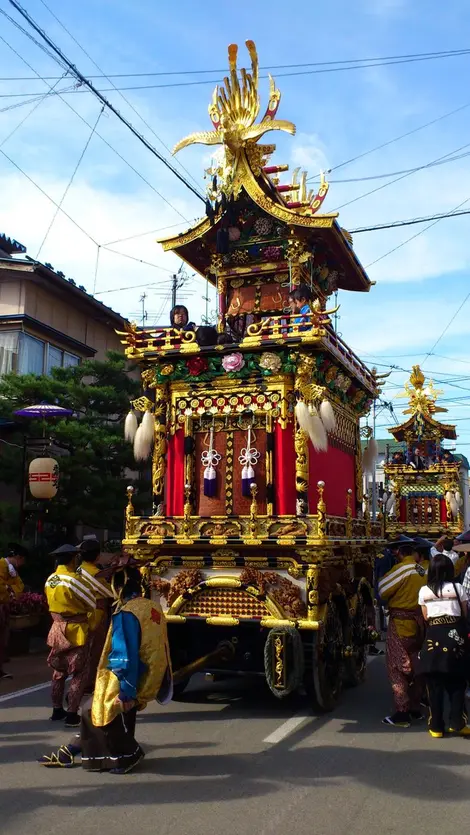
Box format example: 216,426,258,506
124,410,138,443
133,424,152,462
310,415,328,451
141,410,156,444
362,437,379,474
369,437,378,460
295,401,328,452
295,401,312,434
320,400,336,432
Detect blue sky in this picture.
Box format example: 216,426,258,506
2,0,470,451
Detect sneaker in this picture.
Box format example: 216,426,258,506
38,745,76,768
410,711,425,721
448,725,470,736
50,707,66,721
382,711,411,728
429,729,444,739
64,711,81,728
109,750,144,775
369,646,385,656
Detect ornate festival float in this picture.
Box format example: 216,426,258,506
383,365,463,538
119,41,385,710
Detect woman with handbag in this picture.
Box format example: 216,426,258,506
418,553,470,738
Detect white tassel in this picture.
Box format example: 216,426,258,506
141,410,155,444
450,496,459,518
295,402,328,451
310,414,328,451
445,490,452,504
387,500,396,517
382,491,388,506
124,410,138,443
369,437,378,460
320,399,336,432
386,492,396,513
362,447,373,474
456,490,463,507
296,401,313,434
363,438,378,474
133,424,152,462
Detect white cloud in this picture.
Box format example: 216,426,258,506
291,133,330,176
0,171,215,325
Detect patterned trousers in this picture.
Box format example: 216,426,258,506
49,643,90,713
386,612,424,713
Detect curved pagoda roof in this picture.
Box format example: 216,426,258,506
388,365,457,442
159,40,372,294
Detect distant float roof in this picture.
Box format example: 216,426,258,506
159,40,373,294
388,365,457,442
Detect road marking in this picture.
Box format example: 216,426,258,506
0,681,49,704
263,712,315,745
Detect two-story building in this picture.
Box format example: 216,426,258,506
0,233,126,374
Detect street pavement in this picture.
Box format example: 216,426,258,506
1,655,470,835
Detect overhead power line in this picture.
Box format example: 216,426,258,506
0,72,66,146
2,46,470,80
350,207,470,233
365,196,470,269
334,140,470,212
3,46,470,94
36,0,202,193
36,104,104,258
311,150,470,184
0,35,190,222
308,99,470,181
6,0,205,203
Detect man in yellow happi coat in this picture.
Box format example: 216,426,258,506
76,538,113,693
0,543,27,681
39,559,172,774
379,535,429,728
45,544,96,727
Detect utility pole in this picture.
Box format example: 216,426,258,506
171,274,177,310
139,293,148,328
371,398,377,521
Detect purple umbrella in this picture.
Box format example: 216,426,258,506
14,403,73,418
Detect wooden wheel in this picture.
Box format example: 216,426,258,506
343,593,369,687
310,599,344,712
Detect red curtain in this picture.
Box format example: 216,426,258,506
165,429,184,516
308,444,356,517
274,421,296,515
440,498,448,524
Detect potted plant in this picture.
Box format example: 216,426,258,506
10,592,47,631
9,592,48,655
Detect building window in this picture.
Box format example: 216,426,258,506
0,332,19,375
46,344,63,375
18,333,45,375
0,332,81,376
63,352,79,368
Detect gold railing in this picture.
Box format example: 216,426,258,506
123,512,384,547
117,325,199,358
